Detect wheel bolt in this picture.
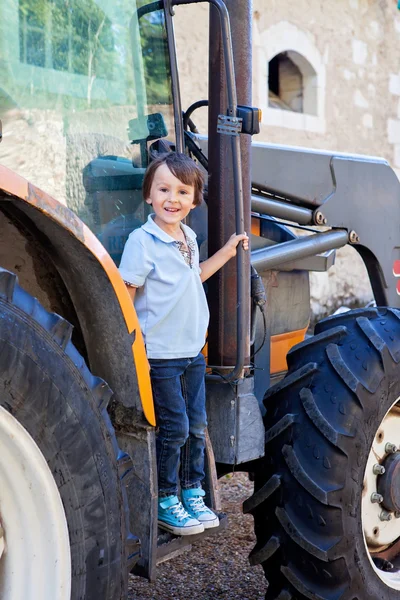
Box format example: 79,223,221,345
380,510,393,521
371,493,384,503
373,464,386,475
385,442,398,454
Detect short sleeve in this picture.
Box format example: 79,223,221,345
119,231,153,287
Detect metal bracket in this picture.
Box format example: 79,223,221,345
217,114,242,136
276,249,336,272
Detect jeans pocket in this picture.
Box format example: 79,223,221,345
149,358,189,379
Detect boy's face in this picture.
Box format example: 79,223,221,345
146,163,196,230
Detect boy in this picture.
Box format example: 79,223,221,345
119,153,248,535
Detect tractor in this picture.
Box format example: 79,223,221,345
1,0,400,598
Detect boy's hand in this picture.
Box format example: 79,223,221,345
200,232,250,282
225,232,249,257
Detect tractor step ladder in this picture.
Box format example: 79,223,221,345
156,512,228,565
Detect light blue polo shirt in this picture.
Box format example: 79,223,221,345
119,214,209,359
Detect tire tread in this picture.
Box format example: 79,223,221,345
250,307,400,600
0,267,136,596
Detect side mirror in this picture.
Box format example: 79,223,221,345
128,112,168,144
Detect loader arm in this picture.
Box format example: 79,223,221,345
252,142,400,307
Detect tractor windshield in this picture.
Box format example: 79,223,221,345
0,0,175,263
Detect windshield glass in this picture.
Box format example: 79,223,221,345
0,0,174,263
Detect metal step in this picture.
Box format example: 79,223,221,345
156,512,228,565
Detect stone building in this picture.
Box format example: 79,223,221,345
174,0,400,315
1,1,399,315
174,1,400,170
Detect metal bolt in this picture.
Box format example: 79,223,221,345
373,464,386,475
395,512,400,519
385,442,398,454
349,230,360,244
371,492,384,503
314,210,327,226
380,510,393,521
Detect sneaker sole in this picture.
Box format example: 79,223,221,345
201,518,220,530
158,520,204,536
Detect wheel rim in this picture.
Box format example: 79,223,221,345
0,406,71,600
363,398,400,589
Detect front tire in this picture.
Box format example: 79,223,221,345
247,307,400,599
0,268,138,599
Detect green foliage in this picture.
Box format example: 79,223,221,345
19,0,116,79
13,0,173,111
138,9,172,104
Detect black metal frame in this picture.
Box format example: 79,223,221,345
163,3,185,152
134,1,185,152
168,0,246,380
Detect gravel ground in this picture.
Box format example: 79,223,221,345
129,472,267,599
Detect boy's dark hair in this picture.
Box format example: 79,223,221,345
143,153,205,207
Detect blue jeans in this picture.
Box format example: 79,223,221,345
149,352,207,496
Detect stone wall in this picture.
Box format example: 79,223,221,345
173,0,400,315
174,1,400,164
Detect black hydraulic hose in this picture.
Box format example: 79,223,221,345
184,132,209,170
250,266,267,356
252,307,267,358
183,100,209,131
184,100,209,131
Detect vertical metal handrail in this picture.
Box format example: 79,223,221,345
170,0,246,380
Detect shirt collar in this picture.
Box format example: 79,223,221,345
142,214,196,243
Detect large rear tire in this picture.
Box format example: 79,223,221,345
0,268,138,599
247,307,400,599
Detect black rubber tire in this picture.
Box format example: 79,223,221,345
246,307,400,600
0,268,138,599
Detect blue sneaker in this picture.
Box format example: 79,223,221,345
158,495,204,536
181,488,220,529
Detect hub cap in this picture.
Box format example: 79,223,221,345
363,401,400,588
377,452,400,514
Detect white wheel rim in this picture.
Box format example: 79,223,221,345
363,398,400,589
0,406,71,600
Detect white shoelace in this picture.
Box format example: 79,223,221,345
187,497,209,513
171,502,191,522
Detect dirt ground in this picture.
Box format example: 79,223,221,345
129,472,267,599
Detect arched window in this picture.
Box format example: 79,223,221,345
269,53,303,112
268,50,317,116
254,21,325,132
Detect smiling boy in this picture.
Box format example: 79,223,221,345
119,153,248,535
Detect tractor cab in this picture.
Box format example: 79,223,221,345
0,1,177,252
